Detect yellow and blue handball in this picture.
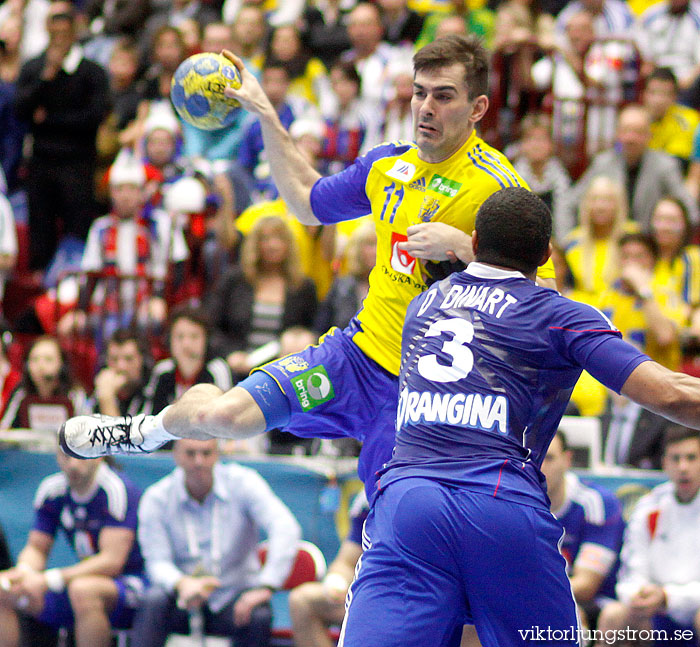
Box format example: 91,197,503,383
170,52,242,130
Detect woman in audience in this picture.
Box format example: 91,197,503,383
268,24,333,113
649,196,700,306
564,176,637,304
207,215,317,379
315,221,376,333
0,336,88,430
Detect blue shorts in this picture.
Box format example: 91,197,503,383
254,327,398,492
339,478,580,647
38,574,146,629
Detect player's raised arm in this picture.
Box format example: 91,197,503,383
221,50,321,225
621,361,700,429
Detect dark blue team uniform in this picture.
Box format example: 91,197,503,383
339,264,649,647
33,463,145,629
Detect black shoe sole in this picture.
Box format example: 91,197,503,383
58,422,89,460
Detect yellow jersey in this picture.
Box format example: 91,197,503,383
598,282,687,370
649,104,700,160
310,131,554,374
653,246,700,306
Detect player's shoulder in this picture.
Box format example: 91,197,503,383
630,481,674,519
547,291,618,332
349,488,370,520
362,140,417,166
34,472,69,508
566,473,621,525
464,137,527,189
95,463,139,521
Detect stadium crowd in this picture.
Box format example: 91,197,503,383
1,0,700,643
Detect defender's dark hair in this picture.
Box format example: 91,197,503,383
413,34,489,99
662,425,700,453
475,187,552,274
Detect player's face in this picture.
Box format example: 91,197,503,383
106,340,144,384
412,64,487,163
174,439,218,489
663,437,700,503
56,452,102,494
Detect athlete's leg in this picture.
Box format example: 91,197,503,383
340,478,468,647
457,492,579,647
68,575,119,647
288,581,346,647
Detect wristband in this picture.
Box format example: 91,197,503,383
44,568,65,593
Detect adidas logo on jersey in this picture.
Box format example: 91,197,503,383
408,177,426,192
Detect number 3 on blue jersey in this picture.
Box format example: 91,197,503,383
418,318,474,383
380,182,404,223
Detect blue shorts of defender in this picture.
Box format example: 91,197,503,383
38,574,145,629
250,327,398,492
339,478,580,647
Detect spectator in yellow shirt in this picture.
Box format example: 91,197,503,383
644,67,700,169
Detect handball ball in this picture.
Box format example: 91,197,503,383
170,52,242,131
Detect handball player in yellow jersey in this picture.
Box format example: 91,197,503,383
60,35,555,497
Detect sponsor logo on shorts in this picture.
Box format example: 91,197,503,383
390,232,416,275
386,160,416,183
428,173,462,197
278,355,309,373
293,366,335,411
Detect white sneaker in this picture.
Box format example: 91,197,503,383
59,414,167,459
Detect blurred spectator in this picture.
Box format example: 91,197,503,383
494,0,555,54
230,6,267,75
650,196,700,307
319,61,371,175
92,328,151,417
207,216,317,378
380,59,414,144
532,10,637,161
341,3,402,113
14,1,109,273
0,184,17,312
144,0,218,50
0,0,49,62
199,21,232,54
0,336,88,430
141,306,232,416
315,221,375,333
288,490,368,647
513,113,573,242
239,62,318,202
140,26,188,108
643,66,700,167
0,13,22,83
415,7,495,50
598,426,700,642
568,105,698,229
0,329,19,414
223,0,305,28
379,0,425,46
635,0,700,93
0,449,145,647
267,24,334,113
600,391,670,468
598,232,687,369
141,108,185,193
82,0,151,67
541,430,625,631
298,0,354,68
564,176,636,302
132,438,301,647
555,0,634,40
65,154,188,347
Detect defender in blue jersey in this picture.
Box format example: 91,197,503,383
542,431,625,627
337,187,700,647
0,452,145,647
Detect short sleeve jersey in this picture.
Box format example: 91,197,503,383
310,131,554,375
380,263,649,509
32,463,144,575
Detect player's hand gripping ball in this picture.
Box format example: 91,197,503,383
170,52,242,130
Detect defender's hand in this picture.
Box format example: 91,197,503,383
398,222,472,263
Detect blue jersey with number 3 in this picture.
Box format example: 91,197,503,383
379,263,650,510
